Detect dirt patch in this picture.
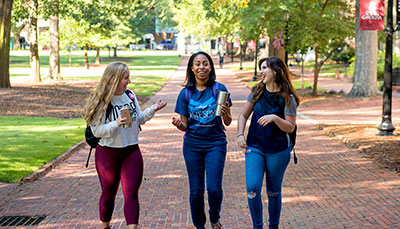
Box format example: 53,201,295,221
319,124,400,172
233,68,400,173
0,79,148,119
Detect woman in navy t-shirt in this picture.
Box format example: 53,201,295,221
173,51,232,229
236,57,300,229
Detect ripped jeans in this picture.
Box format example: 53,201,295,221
245,146,291,229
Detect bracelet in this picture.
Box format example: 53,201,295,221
237,134,244,138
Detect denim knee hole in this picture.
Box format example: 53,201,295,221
267,191,280,197
247,191,257,199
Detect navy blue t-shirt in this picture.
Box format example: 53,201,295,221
174,82,232,146
247,89,297,153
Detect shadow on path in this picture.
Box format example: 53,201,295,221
0,56,399,228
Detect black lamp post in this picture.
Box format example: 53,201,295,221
240,43,243,70
240,44,243,70
231,39,234,62
378,0,396,135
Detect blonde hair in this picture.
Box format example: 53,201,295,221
84,62,129,125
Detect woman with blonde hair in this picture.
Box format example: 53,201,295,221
236,57,300,229
84,62,166,229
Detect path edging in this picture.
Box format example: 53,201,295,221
22,140,87,182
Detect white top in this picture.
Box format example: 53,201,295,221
90,91,156,148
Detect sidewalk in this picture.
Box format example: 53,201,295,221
289,66,400,126
289,65,400,98
0,56,399,228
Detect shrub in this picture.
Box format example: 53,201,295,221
332,47,355,64
345,51,400,80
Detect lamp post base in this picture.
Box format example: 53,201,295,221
377,116,396,136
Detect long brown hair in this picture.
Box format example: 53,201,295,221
84,62,129,125
252,57,300,107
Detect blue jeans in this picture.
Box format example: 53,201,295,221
245,146,291,229
183,141,227,228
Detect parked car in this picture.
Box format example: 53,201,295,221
156,39,175,50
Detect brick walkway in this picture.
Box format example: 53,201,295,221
0,56,399,228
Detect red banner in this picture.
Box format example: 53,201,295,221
247,40,256,50
359,0,385,31
272,31,284,49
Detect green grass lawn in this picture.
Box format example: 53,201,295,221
0,116,85,183
10,52,182,96
10,53,182,69
301,62,346,77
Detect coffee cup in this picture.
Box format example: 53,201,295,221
215,91,230,116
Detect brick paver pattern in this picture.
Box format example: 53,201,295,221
0,56,399,228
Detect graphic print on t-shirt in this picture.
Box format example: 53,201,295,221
188,96,217,125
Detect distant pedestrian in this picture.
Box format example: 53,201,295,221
236,57,300,229
83,62,166,229
172,51,232,229
218,51,224,68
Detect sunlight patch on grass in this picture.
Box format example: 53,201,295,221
0,116,85,183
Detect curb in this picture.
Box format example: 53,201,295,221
22,140,87,183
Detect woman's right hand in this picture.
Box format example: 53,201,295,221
117,116,127,127
172,117,183,128
236,134,248,149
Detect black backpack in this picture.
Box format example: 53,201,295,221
289,125,297,164
84,90,136,167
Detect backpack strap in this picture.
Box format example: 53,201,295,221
105,103,113,121
86,147,93,168
290,125,298,164
184,88,192,104
124,89,135,102
124,89,141,131
212,81,219,98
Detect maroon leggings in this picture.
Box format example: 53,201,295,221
95,144,143,225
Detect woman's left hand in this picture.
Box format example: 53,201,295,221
154,100,167,112
257,114,276,126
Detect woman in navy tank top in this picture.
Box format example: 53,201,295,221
237,57,300,229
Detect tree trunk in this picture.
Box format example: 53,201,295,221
84,44,89,69
96,47,101,64
240,41,247,70
0,0,13,88
312,44,319,96
301,57,305,89
69,46,72,68
268,36,285,62
231,38,234,62
49,13,61,80
348,0,379,97
113,47,117,57
29,0,41,83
